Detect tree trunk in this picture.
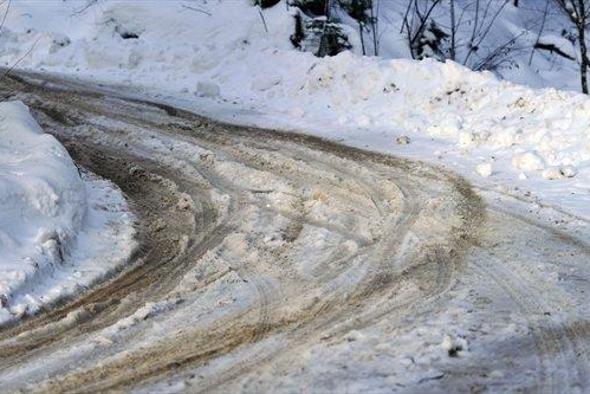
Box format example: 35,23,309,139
450,0,456,61
579,26,588,93
578,0,588,94
317,0,331,57
370,2,378,56
359,22,366,55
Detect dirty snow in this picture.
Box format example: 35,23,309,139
0,1,587,390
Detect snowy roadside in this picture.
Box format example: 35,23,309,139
0,101,136,325
165,86,590,239
1,0,589,224
41,63,590,234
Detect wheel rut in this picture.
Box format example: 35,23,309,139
0,72,587,393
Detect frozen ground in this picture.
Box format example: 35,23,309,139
0,100,135,326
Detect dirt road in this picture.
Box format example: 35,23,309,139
0,73,588,393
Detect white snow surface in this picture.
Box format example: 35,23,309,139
0,0,589,219
0,101,135,325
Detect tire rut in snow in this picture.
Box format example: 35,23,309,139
1,73,585,393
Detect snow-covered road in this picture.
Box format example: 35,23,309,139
0,73,588,393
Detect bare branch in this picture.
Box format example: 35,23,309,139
0,0,11,33
70,0,99,17
0,37,41,101
180,4,212,16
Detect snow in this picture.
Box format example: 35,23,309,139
0,0,589,319
0,3,587,390
0,101,135,325
441,334,469,357
512,151,545,172
475,163,493,178
0,0,586,218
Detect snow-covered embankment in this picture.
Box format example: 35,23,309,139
1,0,589,216
0,101,135,324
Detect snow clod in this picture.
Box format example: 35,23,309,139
512,151,545,172
195,81,220,98
396,135,411,145
475,163,493,178
441,335,468,357
542,166,577,180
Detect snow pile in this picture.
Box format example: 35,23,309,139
286,54,590,178
0,101,86,306
0,101,135,324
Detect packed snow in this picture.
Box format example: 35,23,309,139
0,101,135,325
0,1,588,219
0,2,588,390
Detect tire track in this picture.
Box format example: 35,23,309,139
0,72,586,393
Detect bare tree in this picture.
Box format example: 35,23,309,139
471,32,525,71
338,0,379,56
318,0,334,57
554,0,590,93
369,0,379,55
402,0,519,72
401,0,443,60
529,0,551,65
462,0,511,66
449,0,456,61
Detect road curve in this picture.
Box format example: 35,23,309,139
0,73,588,393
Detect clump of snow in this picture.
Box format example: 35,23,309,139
0,101,135,324
0,101,85,311
541,166,577,180
512,152,545,172
441,334,468,357
512,152,545,171
195,81,220,98
475,163,493,178
396,135,411,145
105,299,181,335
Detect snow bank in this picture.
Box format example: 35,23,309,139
0,101,86,306
0,101,135,324
289,54,590,176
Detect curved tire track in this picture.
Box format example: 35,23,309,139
0,72,587,393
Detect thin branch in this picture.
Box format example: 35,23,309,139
529,0,551,65
534,42,576,60
181,4,212,16
472,32,525,71
464,0,510,66
257,6,268,33
0,37,41,101
0,0,11,33
400,0,413,34
70,0,98,17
